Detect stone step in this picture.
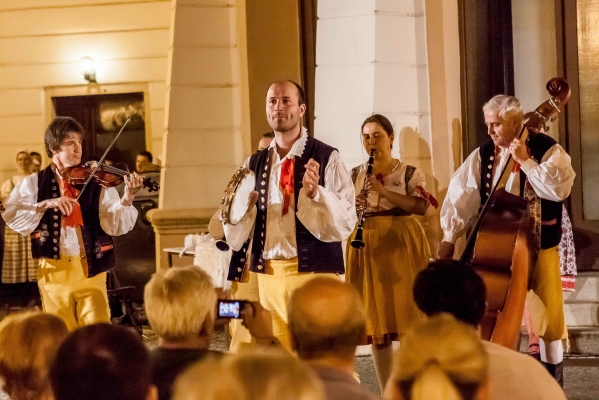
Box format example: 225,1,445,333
564,300,599,326
519,326,599,355
563,271,599,302
563,271,599,327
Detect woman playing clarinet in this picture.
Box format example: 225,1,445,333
346,114,436,393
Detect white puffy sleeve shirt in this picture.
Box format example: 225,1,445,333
2,173,138,257
440,143,575,244
223,129,356,259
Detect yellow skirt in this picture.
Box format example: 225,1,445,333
346,215,431,344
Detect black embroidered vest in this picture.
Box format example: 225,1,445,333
479,133,563,249
227,138,345,281
30,165,115,277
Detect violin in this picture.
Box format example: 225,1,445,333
67,161,159,192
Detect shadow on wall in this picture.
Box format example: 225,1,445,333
573,227,599,271
398,125,442,259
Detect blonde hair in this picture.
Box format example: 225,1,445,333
483,94,524,130
144,266,216,341
173,352,325,400
393,314,488,400
0,311,68,400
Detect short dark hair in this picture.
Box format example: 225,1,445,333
262,131,275,139
30,151,42,158
413,260,487,327
137,150,153,163
361,113,394,136
44,117,85,157
50,324,152,400
267,80,305,105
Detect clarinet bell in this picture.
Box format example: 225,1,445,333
215,240,231,252
350,228,365,249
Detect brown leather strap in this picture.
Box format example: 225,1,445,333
364,208,410,217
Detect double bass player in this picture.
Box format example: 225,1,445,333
438,95,575,385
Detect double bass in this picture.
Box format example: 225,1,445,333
461,78,571,349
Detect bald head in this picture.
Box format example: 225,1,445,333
288,277,366,360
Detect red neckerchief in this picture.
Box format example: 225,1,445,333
280,157,295,215
60,179,84,228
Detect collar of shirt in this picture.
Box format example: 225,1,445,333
268,127,308,162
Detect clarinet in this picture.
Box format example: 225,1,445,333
350,149,376,249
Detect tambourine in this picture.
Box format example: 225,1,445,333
219,166,256,226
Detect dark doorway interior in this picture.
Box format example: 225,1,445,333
52,92,146,172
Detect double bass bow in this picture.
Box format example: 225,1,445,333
461,78,571,349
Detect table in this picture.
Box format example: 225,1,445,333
163,247,195,268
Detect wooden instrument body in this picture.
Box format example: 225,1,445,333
463,188,532,349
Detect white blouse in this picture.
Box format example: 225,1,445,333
353,161,427,212
223,128,357,260
2,173,138,257
440,143,576,243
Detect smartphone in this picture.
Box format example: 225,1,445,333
216,299,247,319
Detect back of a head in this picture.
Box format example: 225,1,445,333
287,277,366,360
173,352,325,400
413,260,486,327
144,266,216,341
393,314,489,400
0,311,68,400
50,323,152,400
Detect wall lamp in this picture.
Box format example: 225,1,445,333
79,57,97,83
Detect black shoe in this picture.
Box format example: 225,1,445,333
542,361,564,387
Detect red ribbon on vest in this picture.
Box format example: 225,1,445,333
61,179,84,228
280,158,295,216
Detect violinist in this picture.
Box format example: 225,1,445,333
438,95,575,385
1,116,143,330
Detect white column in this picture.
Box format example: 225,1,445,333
148,0,251,269
314,0,462,255
314,0,432,180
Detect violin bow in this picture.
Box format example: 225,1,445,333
76,117,131,200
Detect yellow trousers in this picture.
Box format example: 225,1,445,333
256,258,339,350
37,257,110,331
229,271,260,353
528,246,567,342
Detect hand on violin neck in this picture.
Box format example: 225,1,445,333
121,172,144,206
37,197,79,216
508,138,530,165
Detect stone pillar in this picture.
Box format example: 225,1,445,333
315,0,461,253
148,0,251,269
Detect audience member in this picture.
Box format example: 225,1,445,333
287,277,380,400
49,323,157,400
257,131,275,151
136,150,160,173
387,314,489,400
172,352,325,400
144,266,224,400
0,311,68,400
30,152,43,174
0,151,38,306
406,259,567,400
